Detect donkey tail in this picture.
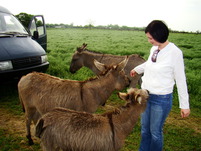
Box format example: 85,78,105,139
35,118,45,138
18,94,25,112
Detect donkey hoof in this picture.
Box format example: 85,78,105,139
26,135,34,145
28,140,34,145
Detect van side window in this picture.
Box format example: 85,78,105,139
29,16,45,37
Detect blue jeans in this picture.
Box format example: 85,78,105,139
139,93,173,151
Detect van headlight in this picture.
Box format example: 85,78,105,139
0,61,13,71
41,55,48,63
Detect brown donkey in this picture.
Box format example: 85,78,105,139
35,88,149,151
70,43,145,88
18,58,129,145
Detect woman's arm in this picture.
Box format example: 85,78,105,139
130,62,147,77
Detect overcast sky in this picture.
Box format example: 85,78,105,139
1,0,201,32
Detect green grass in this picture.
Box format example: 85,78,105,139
164,125,201,151
0,83,23,116
0,28,200,151
0,129,41,151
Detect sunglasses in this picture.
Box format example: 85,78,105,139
151,49,160,62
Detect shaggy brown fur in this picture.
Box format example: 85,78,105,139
35,88,148,151
70,43,145,88
18,58,129,145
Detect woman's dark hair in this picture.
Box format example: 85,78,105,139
145,20,169,43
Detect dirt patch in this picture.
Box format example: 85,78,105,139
0,108,40,147
0,106,200,151
166,111,201,133
0,109,25,136
1,107,200,137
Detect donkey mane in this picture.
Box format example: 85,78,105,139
80,66,115,84
34,64,114,84
101,101,135,117
84,48,129,58
77,44,144,60
77,44,103,54
84,48,103,54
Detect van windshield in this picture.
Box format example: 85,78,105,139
0,12,28,35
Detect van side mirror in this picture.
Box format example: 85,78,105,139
33,31,39,39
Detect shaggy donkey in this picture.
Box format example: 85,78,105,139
70,43,145,87
35,88,149,151
18,58,129,145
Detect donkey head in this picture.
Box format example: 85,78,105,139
118,88,149,107
94,57,130,90
69,43,88,73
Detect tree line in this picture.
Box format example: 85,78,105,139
45,23,201,34
15,13,200,34
46,23,146,31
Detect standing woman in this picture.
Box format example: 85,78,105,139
130,20,190,151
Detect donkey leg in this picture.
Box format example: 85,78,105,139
25,114,35,145
130,75,142,88
26,116,34,145
130,78,138,88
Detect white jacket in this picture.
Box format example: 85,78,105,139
134,42,190,109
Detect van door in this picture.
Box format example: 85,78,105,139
28,15,47,51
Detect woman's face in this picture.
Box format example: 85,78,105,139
146,32,160,46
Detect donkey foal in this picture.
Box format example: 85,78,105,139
36,88,149,151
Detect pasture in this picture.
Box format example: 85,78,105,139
0,28,201,151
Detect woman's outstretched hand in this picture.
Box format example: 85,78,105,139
130,69,137,77
181,109,190,118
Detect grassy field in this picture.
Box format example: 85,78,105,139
0,28,200,151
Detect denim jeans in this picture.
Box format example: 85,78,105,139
139,93,173,151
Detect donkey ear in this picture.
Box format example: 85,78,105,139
118,92,129,101
116,56,128,71
135,95,142,104
94,59,107,72
82,43,87,49
77,47,83,53
77,43,87,53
